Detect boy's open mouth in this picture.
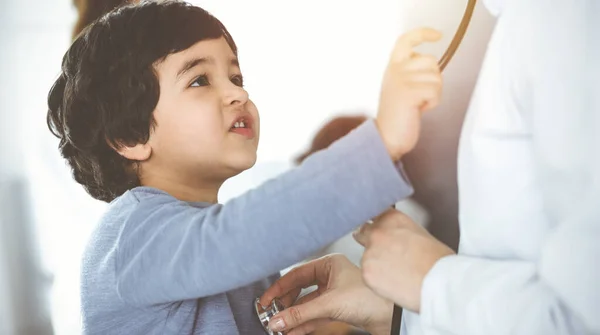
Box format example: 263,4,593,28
231,120,248,129
229,115,255,139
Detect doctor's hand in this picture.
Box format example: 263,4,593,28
259,254,393,335
354,209,455,313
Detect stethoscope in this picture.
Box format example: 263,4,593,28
256,1,476,333
255,298,285,335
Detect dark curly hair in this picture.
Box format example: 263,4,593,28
47,0,237,202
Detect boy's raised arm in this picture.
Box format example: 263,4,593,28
115,120,412,306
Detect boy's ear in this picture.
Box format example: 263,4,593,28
114,142,152,161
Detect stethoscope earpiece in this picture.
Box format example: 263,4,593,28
255,297,285,335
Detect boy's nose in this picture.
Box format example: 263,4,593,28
223,84,249,106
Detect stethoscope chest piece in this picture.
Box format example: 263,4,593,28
255,297,284,335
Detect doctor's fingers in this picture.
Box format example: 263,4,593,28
280,282,328,309
287,319,333,335
260,257,332,308
267,295,335,334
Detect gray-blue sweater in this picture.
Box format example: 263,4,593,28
80,120,412,334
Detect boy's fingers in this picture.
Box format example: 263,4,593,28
354,208,399,247
420,96,442,112
401,72,443,85
402,55,442,71
391,28,443,62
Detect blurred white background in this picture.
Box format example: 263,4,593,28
0,1,494,334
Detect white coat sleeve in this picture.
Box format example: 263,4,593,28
418,1,600,334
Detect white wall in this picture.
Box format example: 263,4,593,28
195,0,406,162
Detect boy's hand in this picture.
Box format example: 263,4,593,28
376,28,443,161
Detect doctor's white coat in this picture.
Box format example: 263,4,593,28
403,0,600,334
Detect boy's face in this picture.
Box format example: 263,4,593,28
146,37,260,182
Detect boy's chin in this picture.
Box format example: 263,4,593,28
226,153,257,175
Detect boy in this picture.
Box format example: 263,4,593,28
47,1,442,334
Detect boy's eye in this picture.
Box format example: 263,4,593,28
231,74,244,87
190,75,209,87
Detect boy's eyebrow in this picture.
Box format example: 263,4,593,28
176,57,240,81
176,57,209,80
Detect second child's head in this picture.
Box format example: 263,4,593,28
295,115,367,164
48,1,260,203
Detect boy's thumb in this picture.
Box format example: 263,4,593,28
268,299,328,332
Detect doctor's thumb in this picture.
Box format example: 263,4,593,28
268,300,326,333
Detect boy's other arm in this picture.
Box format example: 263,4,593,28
115,120,413,306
